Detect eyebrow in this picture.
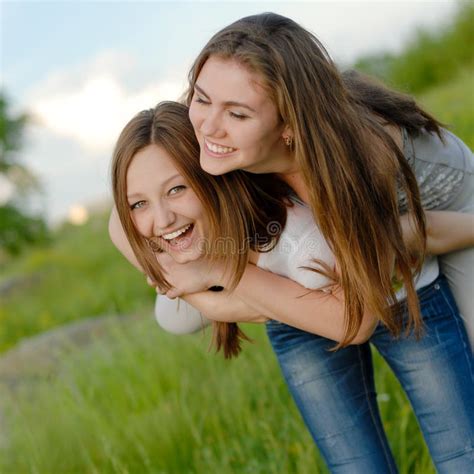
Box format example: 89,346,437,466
127,173,181,200
194,84,256,113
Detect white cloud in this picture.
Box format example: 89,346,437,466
26,50,186,153
16,50,189,222
19,124,111,223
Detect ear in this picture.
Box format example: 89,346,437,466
281,124,294,141
282,125,294,147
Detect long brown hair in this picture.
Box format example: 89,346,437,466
187,12,439,346
111,101,287,358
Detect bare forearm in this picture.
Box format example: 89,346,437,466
402,211,474,256
425,211,474,254
232,264,377,343
182,291,268,323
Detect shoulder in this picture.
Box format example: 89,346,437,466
408,127,473,172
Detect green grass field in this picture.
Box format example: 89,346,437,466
0,68,471,473
0,318,433,473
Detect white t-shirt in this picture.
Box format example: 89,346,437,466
155,201,439,333
154,295,210,335
257,201,335,290
258,201,439,298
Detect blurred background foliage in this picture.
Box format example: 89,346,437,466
0,93,50,257
0,3,472,473
355,1,473,95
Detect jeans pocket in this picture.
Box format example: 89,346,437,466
418,274,459,322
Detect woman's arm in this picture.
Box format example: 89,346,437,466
165,260,377,344
219,210,473,340
182,290,269,324
231,264,377,344
425,211,474,254
402,211,474,256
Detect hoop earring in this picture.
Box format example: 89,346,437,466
284,136,293,147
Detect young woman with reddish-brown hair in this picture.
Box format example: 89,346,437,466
110,100,290,358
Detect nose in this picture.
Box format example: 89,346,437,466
199,108,225,139
152,202,176,236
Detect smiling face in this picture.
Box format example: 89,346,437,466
189,56,294,176
126,144,207,264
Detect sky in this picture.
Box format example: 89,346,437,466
1,0,458,224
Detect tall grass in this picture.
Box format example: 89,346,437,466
0,319,432,473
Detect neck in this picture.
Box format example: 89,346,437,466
277,169,310,204
259,142,298,175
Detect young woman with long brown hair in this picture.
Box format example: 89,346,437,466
109,99,473,473
183,13,473,348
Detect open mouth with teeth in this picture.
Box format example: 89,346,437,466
161,223,195,250
205,139,237,156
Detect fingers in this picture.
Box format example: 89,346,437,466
166,288,182,299
150,279,177,298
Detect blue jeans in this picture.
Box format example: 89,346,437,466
266,274,474,473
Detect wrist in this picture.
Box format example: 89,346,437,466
206,260,231,289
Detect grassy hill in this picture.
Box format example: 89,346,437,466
355,2,474,95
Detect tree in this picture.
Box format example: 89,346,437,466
0,92,49,256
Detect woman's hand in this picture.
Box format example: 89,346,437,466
155,252,226,298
